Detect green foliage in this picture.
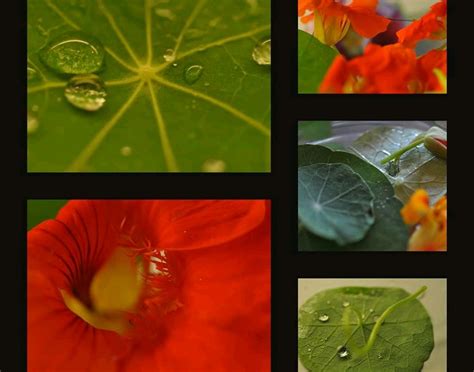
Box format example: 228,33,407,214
298,145,408,251
298,163,375,245
298,31,338,94
27,200,68,230
299,286,434,372
28,0,270,172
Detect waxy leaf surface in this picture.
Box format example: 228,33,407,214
299,287,434,372
349,127,447,203
298,145,408,251
298,163,375,245
28,0,270,172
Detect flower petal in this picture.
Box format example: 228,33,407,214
151,200,267,250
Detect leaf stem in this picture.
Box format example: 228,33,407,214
353,286,427,358
380,138,424,165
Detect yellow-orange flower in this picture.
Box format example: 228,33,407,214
298,0,390,46
401,190,447,251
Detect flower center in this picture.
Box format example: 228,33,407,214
61,246,145,335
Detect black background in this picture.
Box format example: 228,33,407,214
2,0,469,370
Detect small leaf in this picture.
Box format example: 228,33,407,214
298,163,375,245
299,287,434,372
298,145,408,251
298,30,338,94
349,127,447,203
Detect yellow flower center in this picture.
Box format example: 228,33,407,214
61,247,145,335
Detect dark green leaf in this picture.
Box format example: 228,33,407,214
298,30,338,94
298,163,375,245
299,287,434,372
349,127,447,203
298,145,408,251
28,0,270,172
27,199,68,230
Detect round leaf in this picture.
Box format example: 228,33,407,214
298,163,375,245
299,287,434,372
298,145,408,251
28,0,270,172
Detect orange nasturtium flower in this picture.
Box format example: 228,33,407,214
298,0,390,45
397,0,447,48
320,43,447,93
401,190,447,251
28,200,270,371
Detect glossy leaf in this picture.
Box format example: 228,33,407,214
349,127,447,203
298,30,338,94
299,287,434,372
298,145,408,251
298,163,375,245
28,0,270,172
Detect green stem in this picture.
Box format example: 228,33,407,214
353,286,427,358
380,138,424,165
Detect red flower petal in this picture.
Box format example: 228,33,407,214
123,206,271,371
149,200,266,251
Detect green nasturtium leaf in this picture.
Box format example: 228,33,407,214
298,30,338,94
298,163,375,245
298,145,408,251
28,0,270,172
299,287,434,372
349,127,447,204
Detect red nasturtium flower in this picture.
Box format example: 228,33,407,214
298,0,390,45
28,200,270,371
320,43,447,93
397,0,447,48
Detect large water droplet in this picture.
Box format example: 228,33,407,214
27,112,39,135
27,66,39,81
337,346,350,359
342,301,350,307
64,74,106,112
252,39,271,65
318,314,329,322
39,31,105,74
202,159,226,172
184,65,204,85
163,48,175,62
120,146,132,157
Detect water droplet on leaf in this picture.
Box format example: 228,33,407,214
27,112,39,135
252,39,271,65
39,31,105,74
337,346,350,359
318,314,329,322
342,301,350,307
202,159,226,172
377,353,383,359
64,74,106,112
120,146,132,157
184,65,204,85
172,63,178,67
163,48,175,62
31,105,39,113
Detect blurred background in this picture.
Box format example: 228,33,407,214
298,121,447,145
27,200,67,230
